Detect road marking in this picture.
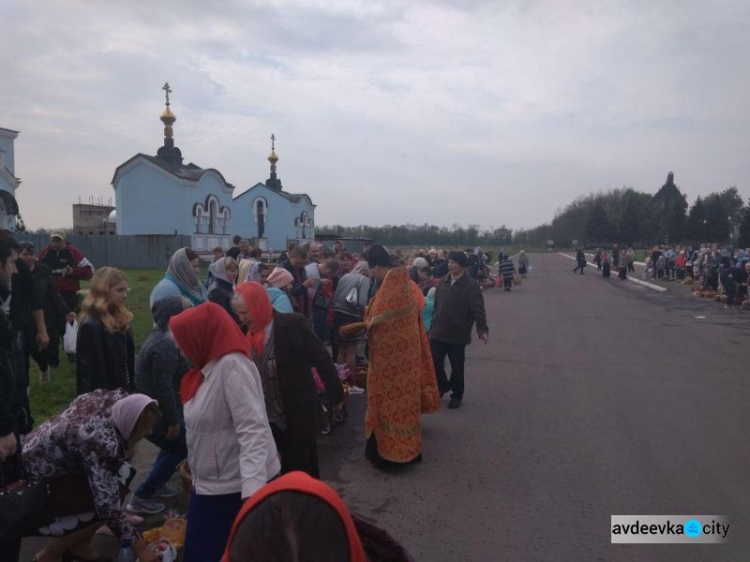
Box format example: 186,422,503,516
557,252,667,292
695,315,706,319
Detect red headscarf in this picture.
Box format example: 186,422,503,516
221,471,365,562
170,302,252,404
234,282,274,356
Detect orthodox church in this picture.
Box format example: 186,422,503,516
0,127,20,230
111,84,315,252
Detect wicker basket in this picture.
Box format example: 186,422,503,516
177,460,192,495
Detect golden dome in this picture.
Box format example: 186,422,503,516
268,150,279,163
160,106,176,123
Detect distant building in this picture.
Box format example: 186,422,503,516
111,83,316,252
0,127,20,230
73,201,116,235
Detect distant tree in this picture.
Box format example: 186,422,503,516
617,189,653,245
717,187,744,241
687,197,708,242
704,194,730,242
585,201,615,244
738,205,750,248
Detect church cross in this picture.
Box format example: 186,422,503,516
163,82,172,106
271,133,276,151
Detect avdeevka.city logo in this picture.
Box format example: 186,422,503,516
684,519,702,538
610,515,729,544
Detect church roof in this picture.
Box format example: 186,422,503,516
0,127,19,139
112,153,235,189
233,182,315,206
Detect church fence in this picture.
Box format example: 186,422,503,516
14,233,194,270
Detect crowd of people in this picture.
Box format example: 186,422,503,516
580,242,750,310
0,232,493,562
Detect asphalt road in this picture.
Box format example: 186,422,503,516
321,252,750,561
20,253,750,561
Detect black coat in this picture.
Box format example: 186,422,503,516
430,272,489,345
281,261,309,315
76,315,135,396
10,258,41,334
29,263,70,340
207,278,241,325
0,296,18,437
271,311,344,476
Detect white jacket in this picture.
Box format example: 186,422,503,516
184,352,280,498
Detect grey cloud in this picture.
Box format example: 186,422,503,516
2,0,750,230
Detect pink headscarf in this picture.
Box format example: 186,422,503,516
267,267,294,289
111,394,158,440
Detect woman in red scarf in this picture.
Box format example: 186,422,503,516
232,282,344,478
222,471,415,562
170,302,280,562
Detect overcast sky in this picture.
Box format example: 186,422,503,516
2,0,749,232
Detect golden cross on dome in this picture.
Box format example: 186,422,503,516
162,82,172,106
271,133,276,151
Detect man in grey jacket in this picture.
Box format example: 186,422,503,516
430,251,489,409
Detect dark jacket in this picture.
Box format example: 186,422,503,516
272,311,344,475
10,258,42,334
430,272,488,345
499,258,515,278
76,315,135,396
29,262,70,339
207,278,241,325
281,261,309,316
37,242,93,296
0,292,18,437
134,297,190,427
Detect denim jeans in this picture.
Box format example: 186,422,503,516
135,418,187,499
430,339,466,399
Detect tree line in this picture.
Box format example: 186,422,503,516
320,174,750,250
316,224,514,247
513,173,750,248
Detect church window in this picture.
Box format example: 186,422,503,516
209,199,218,235
257,200,265,238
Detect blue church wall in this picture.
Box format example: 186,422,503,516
0,175,15,197
114,160,233,236
233,183,315,252
110,92,315,251
0,137,16,175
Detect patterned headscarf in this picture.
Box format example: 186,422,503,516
166,248,207,305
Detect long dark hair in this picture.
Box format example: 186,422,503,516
229,492,349,561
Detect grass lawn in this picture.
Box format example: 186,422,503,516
28,268,163,424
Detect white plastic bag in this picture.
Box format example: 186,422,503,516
63,320,78,355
